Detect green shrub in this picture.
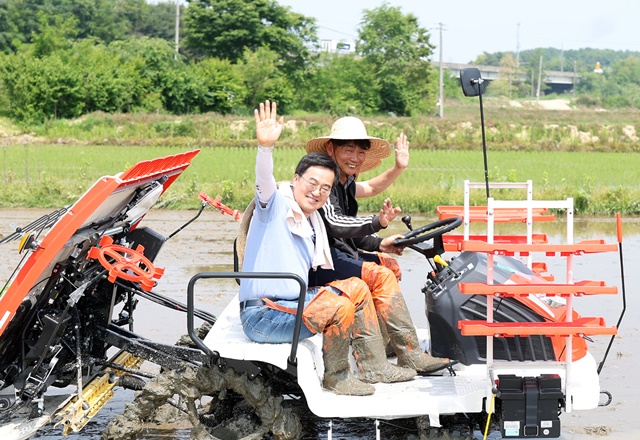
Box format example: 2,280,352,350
189,58,247,114
0,52,85,122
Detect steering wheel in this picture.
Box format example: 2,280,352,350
87,236,165,291
393,216,462,247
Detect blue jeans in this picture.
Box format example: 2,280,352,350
240,286,339,343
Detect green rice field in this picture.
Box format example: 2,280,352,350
2,144,639,215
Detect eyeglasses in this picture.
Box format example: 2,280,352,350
299,175,332,196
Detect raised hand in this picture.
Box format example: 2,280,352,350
254,100,284,148
379,198,401,228
394,133,410,170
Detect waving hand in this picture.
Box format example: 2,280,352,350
254,100,284,148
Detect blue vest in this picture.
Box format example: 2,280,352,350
239,191,314,301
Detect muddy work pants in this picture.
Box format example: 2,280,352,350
239,278,373,343
308,247,449,372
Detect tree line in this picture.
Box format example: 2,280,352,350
0,0,437,122
1,0,639,124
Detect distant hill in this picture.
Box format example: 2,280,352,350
472,47,640,73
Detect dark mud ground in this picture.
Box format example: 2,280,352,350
1,208,639,439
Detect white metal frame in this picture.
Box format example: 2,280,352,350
462,180,534,267
484,196,576,412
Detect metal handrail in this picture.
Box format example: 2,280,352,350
187,272,307,367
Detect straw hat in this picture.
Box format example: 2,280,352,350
236,199,255,269
305,117,391,173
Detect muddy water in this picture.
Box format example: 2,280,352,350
1,209,639,439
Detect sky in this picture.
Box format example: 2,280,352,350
277,0,640,64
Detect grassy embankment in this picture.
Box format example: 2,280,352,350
1,98,639,215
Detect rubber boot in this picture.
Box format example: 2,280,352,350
388,329,449,373
378,316,395,357
361,262,450,373
375,255,400,356
351,335,415,383
301,285,374,396
322,327,375,396
328,278,415,384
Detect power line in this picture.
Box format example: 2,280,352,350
315,24,357,39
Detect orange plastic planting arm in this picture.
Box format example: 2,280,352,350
459,240,618,256
459,282,618,297
437,206,555,223
458,317,617,337
443,234,549,252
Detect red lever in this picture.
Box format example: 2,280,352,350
616,212,623,244
199,192,242,221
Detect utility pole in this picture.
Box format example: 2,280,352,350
174,0,180,60
438,22,444,119
573,60,577,95
536,56,543,101
530,70,534,97
516,22,520,68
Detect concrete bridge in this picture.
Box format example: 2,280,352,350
433,62,580,94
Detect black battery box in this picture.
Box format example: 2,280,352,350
124,227,165,262
497,374,564,438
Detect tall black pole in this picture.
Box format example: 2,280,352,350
598,213,627,375
478,86,490,199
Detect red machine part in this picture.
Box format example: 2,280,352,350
0,150,199,338
199,192,242,221
87,236,165,291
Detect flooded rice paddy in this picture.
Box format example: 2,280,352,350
1,209,639,439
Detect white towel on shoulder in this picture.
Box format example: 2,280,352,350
278,183,334,270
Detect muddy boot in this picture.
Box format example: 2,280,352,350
389,329,450,373
351,293,415,383
325,277,415,384
360,262,450,374
378,315,396,357
351,335,416,383
322,328,375,396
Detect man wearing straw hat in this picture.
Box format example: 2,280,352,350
306,116,452,374
239,101,415,396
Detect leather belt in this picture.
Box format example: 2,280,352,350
239,299,265,311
